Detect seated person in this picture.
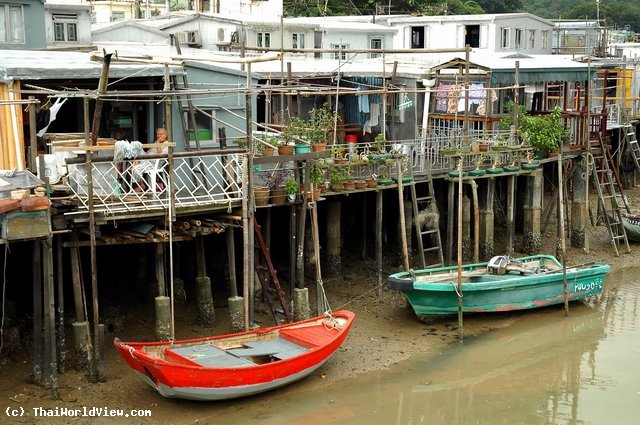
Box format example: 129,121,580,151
131,128,169,192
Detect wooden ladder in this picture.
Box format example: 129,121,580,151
410,169,444,269
622,123,640,171
253,219,292,324
589,134,631,255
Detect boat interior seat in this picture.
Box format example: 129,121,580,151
165,344,255,368
227,338,308,360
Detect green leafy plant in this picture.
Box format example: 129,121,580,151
309,161,325,186
501,103,570,154
282,116,306,145
329,165,346,185
306,107,339,144
285,177,299,195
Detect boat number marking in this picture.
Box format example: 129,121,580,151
574,279,603,292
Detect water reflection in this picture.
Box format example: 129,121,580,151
203,268,640,425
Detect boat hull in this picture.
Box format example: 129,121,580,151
387,255,609,317
621,212,640,242
114,310,355,401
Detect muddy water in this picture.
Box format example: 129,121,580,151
201,267,640,425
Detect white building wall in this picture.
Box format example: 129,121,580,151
44,3,92,47
218,0,282,18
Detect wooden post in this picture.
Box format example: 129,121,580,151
326,201,341,276
447,180,455,265
558,152,569,315
43,238,58,395
55,236,65,373
456,159,464,340
470,180,479,263
571,157,589,249
289,204,297,291
226,228,238,298
296,161,309,289
478,179,496,259
506,175,516,256
28,96,37,173
376,190,383,297
32,240,42,384
396,157,410,271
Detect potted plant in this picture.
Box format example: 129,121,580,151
502,103,570,157
366,175,378,188
285,177,298,202
260,168,293,205
329,166,345,191
377,159,394,185
343,167,355,190
307,107,339,151
256,134,276,156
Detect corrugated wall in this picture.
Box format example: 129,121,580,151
0,82,25,170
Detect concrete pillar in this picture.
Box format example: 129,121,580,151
71,321,91,373
154,296,171,340
227,296,244,333
571,159,588,249
293,287,310,320
195,236,215,326
523,169,543,254
172,244,186,304
325,201,341,276
480,179,495,259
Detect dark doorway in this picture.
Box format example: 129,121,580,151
465,25,480,48
411,26,425,49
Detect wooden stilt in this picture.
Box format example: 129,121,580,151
470,180,479,263
70,240,85,323
32,240,42,384
558,153,569,315
43,238,58,395
55,236,65,373
447,180,455,265
376,190,383,297
289,204,297,292
155,244,166,297
506,175,516,256
456,159,464,340
226,228,238,298
396,157,410,271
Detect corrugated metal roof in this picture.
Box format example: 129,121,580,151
0,49,184,84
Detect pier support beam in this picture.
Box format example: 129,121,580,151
523,169,543,254
154,296,171,340
571,159,588,249
325,201,341,276
228,296,244,333
195,236,215,326
480,179,496,259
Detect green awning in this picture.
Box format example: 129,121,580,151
490,67,591,85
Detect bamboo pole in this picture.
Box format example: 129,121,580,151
456,158,464,339
396,157,410,271
558,149,569,315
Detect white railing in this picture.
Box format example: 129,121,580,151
65,150,244,216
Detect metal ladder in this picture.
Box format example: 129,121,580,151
622,123,640,171
410,169,444,269
253,219,292,324
590,134,631,255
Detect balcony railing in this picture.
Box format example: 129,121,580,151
64,149,244,217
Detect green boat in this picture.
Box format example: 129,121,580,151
387,255,610,319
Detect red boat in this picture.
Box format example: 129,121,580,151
114,310,355,401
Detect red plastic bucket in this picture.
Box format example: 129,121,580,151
345,134,358,143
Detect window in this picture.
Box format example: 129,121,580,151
369,37,382,58
515,29,523,49
411,26,424,48
53,14,78,42
332,43,347,60
291,33,304,49
257,32,271,48
542,30,549,49
464,24,480,48
111,11,125,22
528,30,536,49
501,28,511,49
0,4,25,44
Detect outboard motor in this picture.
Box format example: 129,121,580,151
487,256,528,275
